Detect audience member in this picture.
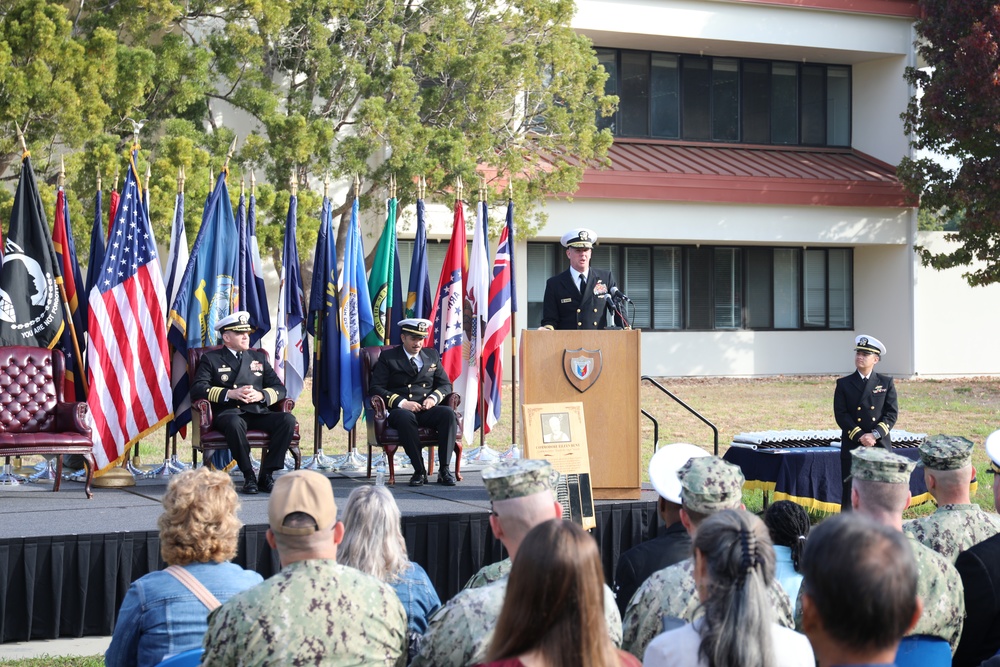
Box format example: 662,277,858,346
476,520,640,667
799,513,921,667
339,485,442,659
764,500,810,605
614,444,706,616
622,457,794,659
953,429,1000,667
105,468,263,667
412,459,622,667
850,447,965,653
904,434,1000,560
644,509,814,667
202,470,407,666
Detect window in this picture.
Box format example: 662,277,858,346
594,50,851,147
526,242,852,331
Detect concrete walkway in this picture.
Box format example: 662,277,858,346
0,636,111,661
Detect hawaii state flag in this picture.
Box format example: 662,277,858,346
482,199,515,433
428,199,468,382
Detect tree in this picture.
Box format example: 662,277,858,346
899,0,1000,286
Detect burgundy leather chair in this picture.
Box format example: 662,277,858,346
0,346,95,498
186,346,301,470
361,345,463,486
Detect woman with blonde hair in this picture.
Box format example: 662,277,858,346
477,519,640,667
339,485,441,654
105,467,263,667
643,509,814,667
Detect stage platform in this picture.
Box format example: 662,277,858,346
0,463,659,643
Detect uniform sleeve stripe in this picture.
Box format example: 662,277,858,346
848,427,861,440
877,422,889,435
208,387,224,402
264,388,278,404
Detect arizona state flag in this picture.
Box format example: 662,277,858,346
0,155,64,349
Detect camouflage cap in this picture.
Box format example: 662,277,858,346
918,435,974,471
677,456,745,514
482,458,558,502
851,447,915,484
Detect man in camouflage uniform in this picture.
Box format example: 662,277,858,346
621,456,794,659
202,470,407,666
412,459,622,667
904,435,1000,561
851,447,966,653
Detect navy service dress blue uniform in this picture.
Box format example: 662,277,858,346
540,227,619,330
191,311,296,494
833,334,898,510
369,318,458,486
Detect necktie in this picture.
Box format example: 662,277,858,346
410,358,419,374
236,351,243,364
578,274,586,294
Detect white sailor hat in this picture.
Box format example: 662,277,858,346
985,429,1000,474
400,318,432,338
560,228,597,249
854,335,886,356
215,311,254,333
648,443,710,504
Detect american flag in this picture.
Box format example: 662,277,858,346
87,150,172,472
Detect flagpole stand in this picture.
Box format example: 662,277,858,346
0,458,26,486
303,416,337,470
124,456,150,480
92,465,137,488
168,455,190,472
14,457,41,476
462,444,501,464
148,434,180,477
63,468,88,482
28,458,59,483
331,429,364,471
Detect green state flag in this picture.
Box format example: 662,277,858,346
362,197,397,346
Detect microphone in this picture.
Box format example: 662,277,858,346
609,286,633,303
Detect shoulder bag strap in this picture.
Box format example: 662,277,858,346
164,564,222,611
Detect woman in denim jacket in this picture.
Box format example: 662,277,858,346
105,468,263,667
339,485,441,657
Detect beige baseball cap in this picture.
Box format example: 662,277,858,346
268,470,338,535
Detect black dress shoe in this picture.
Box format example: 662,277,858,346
409,472,426,487
437,469,457,486
242,478,259,495
257,472,275,493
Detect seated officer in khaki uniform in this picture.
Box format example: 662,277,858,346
369,318,457,487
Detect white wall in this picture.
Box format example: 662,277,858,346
852,55,913,165
913,231,1000,377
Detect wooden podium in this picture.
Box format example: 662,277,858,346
519,329,642,499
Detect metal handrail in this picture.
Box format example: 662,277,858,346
641,376,720,455
641,409,658,451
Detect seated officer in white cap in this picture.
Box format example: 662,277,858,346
613,443,707,616
539,227,620,330
833,334,898,511
369,318,458,487
191,311,297,495
954,429,1000,667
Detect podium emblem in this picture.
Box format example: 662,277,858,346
563,348,602,393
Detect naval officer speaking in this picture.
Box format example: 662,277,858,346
539,227,623,330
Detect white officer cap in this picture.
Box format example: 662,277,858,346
399,318,432,338
855,335,886,356
215,311,254,333
560,228,597,249
986,429,1000,474
648,443,710,504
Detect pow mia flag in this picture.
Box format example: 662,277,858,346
0,155,65,349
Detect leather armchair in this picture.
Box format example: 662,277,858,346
186,346,301,470
0,346,95,498
361,345,463,485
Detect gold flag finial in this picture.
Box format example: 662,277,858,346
114,165,120,192
222,135,237,174
417,176,426,200
14,121,28,158
144,163,151,192
240,176,245,197
250,170,256,196
389,173,397,199
323,173,330,198
59,155,66,188
177,166,185,194
290,168,298,196
209,168,214,191
97,167,102,193
354,173,360,198
456,175,463,203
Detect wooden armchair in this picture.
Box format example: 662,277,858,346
0,346,95,498
361,345,463,486
187,346,302,470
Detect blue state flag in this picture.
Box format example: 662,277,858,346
242,192,270,347
307,196,341,428
275,193,308,401
85,186,105,297
167,170,238,437
405,198,432,319
339,197,374,431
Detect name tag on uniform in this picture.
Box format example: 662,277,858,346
428,364,437,370
561,298,572,303
219,366,232,372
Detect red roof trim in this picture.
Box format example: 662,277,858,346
573,141,917,208
726,0,920,18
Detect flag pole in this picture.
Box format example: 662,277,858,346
478,181,487,453
508,181,519,451
308,174,331,469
